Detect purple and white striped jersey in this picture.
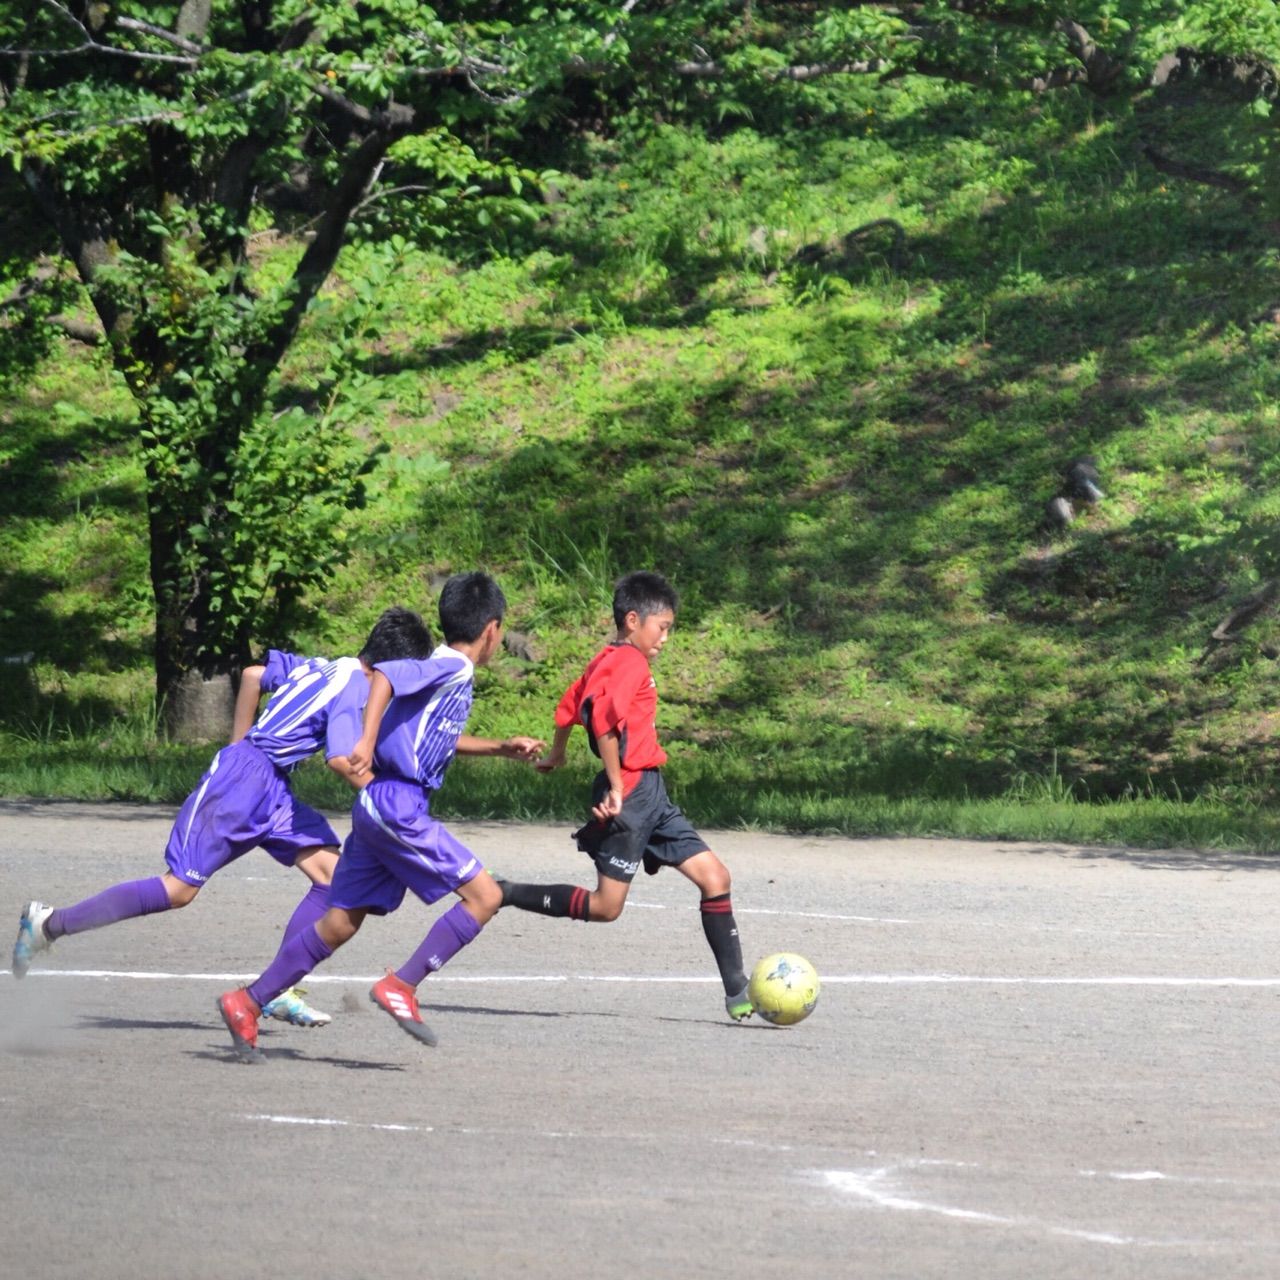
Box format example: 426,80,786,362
246,653,369,771
259,647,314,695
371,645,475,791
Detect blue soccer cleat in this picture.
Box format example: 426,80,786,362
261,986,332,1027
12,901,54,979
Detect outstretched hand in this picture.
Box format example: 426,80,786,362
534,748,567,774
500,736,546,761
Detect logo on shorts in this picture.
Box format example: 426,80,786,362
608,856,639,875
183,870,207,883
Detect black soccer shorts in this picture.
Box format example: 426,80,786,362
572,768,709,882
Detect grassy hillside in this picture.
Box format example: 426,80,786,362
4,76,1280,846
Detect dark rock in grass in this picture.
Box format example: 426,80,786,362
1045,495,1075,530
1066,456,1104,504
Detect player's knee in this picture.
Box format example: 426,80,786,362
470,878,503,922
318,909,361,948
701,863,731,898
296,847,338,886
165,879,199,909
589,896,624,923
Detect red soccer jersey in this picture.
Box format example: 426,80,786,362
555,641,667,792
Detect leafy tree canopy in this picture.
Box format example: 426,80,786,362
2,1,1279,728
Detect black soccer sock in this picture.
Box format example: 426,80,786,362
502,882,591,922
700,893,747,994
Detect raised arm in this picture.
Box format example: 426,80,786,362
230,664,266,743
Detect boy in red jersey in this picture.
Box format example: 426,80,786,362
497,571,754,1021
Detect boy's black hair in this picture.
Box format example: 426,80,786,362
359,606,434,665
612,571,678,629
439,571,507,644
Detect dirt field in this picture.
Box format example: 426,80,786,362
3,800,1279,1278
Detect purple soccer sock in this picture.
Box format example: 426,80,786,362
45,877,171,940
246,924,333,1009
395,903,482,987
282,882,329,942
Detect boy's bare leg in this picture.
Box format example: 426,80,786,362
295,846,338,885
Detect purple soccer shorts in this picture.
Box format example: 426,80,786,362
163,740,339,885
328,777,480,915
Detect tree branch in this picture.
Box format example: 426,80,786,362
244,103,419,375
673,59,889,81
1140,142,1255,198
114,16,204,56
17,165,124,339
31,0,198,63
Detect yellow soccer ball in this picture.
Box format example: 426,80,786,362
748,952,820,1026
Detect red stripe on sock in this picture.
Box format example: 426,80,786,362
700,899,733,913
570,887,588,920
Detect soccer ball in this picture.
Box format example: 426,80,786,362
748,952,820,1026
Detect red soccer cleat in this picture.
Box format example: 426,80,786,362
217,988,265,1063
369,970,438,1046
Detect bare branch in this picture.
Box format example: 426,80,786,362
4,0,199,65
37,0,90,42
353,183,436,212
673,59,888,80
0,37,197,66
115,16,204,56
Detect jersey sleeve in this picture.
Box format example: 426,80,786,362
553,672,587,730
323,668,369,760
584,647,650,739
259,649,309,694
375,654,469,697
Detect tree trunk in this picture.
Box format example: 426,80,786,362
162,669,234,743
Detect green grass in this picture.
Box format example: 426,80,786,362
5,76,1280,847
1,725,1273,853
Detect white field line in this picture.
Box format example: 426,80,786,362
820,1168,1208,1248
246,1113,432,1133
6,968,1280,987
235,1115,1278,1200
230,1122,1232,1251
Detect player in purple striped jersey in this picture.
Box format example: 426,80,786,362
11,607,433,1030
217,573,544,1060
